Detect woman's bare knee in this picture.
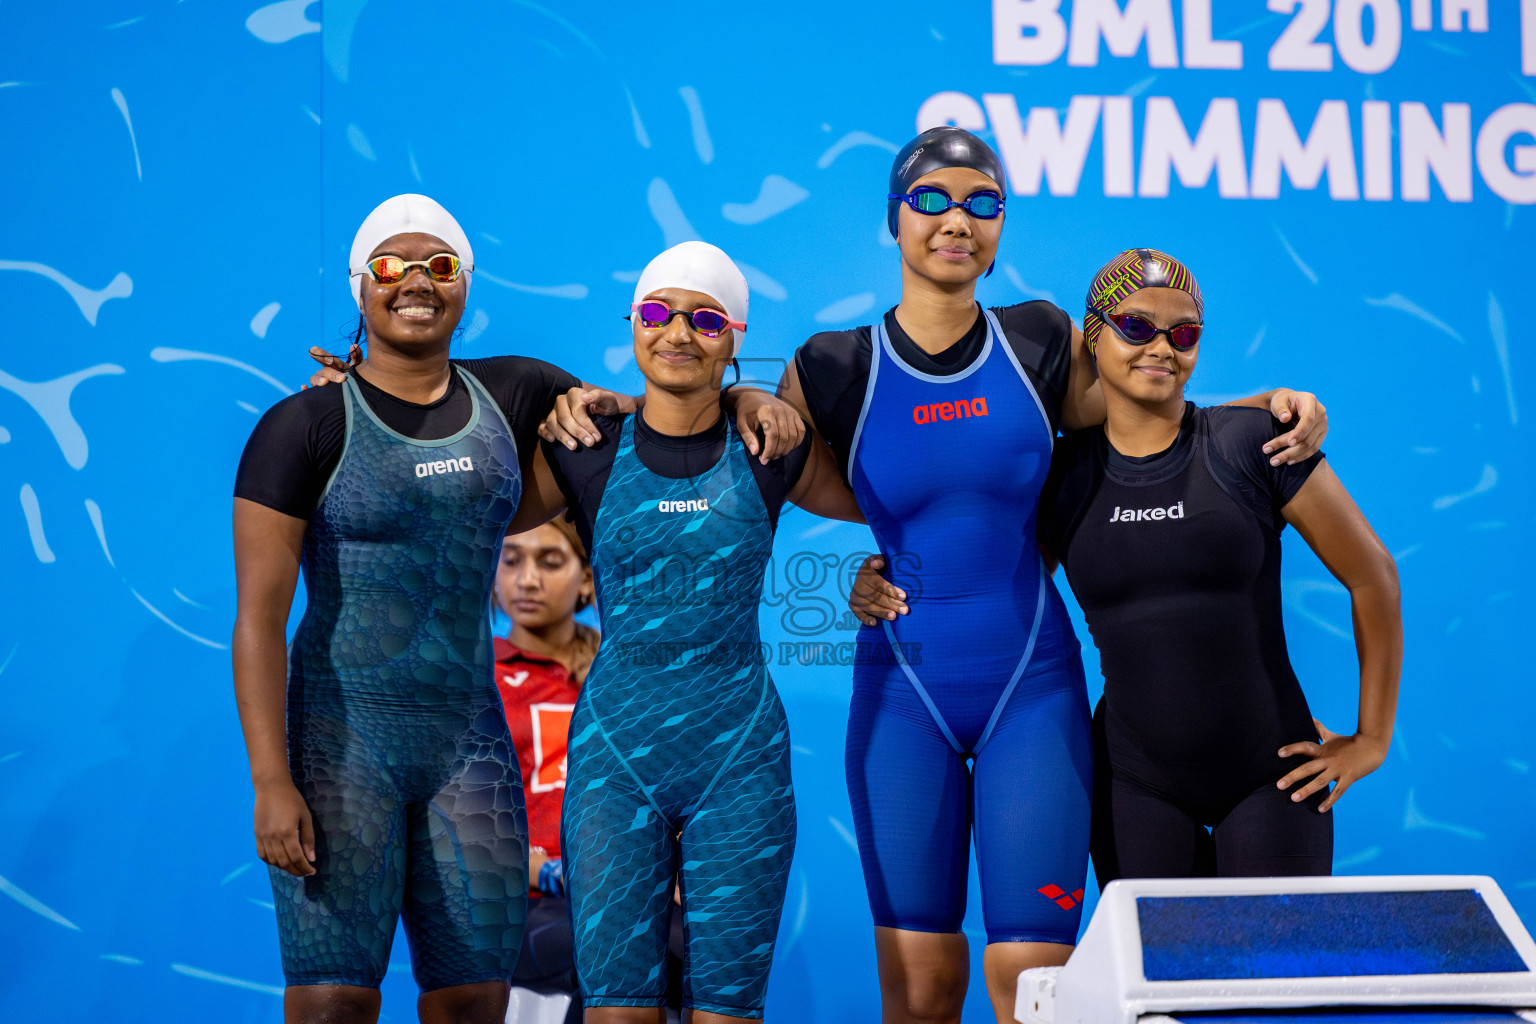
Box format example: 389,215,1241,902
982,942,1074,1024
685,1010,762,1024
416,980,509,1024
584,1006,665,1024
874,927,970,1022
284,984,381,1024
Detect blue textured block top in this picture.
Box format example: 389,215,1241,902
1138,891,1528,981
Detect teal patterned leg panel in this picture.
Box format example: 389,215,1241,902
676,696,795,1016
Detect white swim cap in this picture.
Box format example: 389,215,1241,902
632,241,749,355
349,194,474,309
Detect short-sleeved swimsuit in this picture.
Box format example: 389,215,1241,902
1042,403,1332,884
544,409,809,1017
234,357,577,989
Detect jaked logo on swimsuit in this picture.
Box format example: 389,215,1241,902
912,397,988,425
1110,502,1185,522
414,456,475,478
656,498,709,513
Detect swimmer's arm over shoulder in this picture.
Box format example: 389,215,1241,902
455,355,631,453
776,354,817,425
779,358,862,520
507,444,571,535
1275,463,1402,812
231,498,316,878
1220,388,1328,466
298,346,635,443
540,359,808,460
539,385,641,450
722,384,806,463
306,345,599,389
1059,321,1106,431
776,354,860,501
307,343,359,387
786,427,864,524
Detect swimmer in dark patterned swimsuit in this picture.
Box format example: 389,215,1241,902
233,194,611,1024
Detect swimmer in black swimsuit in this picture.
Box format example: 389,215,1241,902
855,249,1400,886
1045,249,1402,883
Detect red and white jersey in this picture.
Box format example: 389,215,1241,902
493,637,581,858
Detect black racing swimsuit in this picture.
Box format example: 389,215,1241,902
1043,403,1332,880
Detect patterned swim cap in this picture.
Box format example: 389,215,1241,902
1083,248,1203,355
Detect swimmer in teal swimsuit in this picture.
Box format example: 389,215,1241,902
252,204,816,1024
513,242,863,1023
234,194,607,1023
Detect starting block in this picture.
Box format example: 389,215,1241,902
1017,876,1536,1024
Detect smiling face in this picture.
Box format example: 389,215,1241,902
895,166,1005,287
1095,287,1202,405
631,287,736,396
359,231,467,352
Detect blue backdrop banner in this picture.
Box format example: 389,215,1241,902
2,2,1532,1020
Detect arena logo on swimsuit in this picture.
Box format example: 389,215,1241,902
414,456,475,478
912,397,989,425
1110,502,1185,522
656,499,710,513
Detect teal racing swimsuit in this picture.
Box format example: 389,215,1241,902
236,357,579,989
547,411,808,1017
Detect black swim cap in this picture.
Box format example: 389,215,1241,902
887,126,1008,238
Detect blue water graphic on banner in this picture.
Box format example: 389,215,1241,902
1,2,1533,1020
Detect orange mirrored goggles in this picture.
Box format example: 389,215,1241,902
351,253,468,285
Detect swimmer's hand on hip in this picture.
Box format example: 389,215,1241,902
849,554,909,626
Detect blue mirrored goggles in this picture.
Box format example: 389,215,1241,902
887,186,1005,219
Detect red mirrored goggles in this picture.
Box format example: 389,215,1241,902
1094,310,1202,351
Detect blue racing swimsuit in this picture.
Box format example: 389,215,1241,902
545,411,809,1017
236,357,579,989
797,303,1093,945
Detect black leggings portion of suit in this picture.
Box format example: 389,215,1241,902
1090,701,1333,887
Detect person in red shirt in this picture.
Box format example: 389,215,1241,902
493,517,598,1022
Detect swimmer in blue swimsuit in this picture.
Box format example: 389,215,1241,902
513,242,862,1023
782,129,1329,1024
233,195,626,1023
